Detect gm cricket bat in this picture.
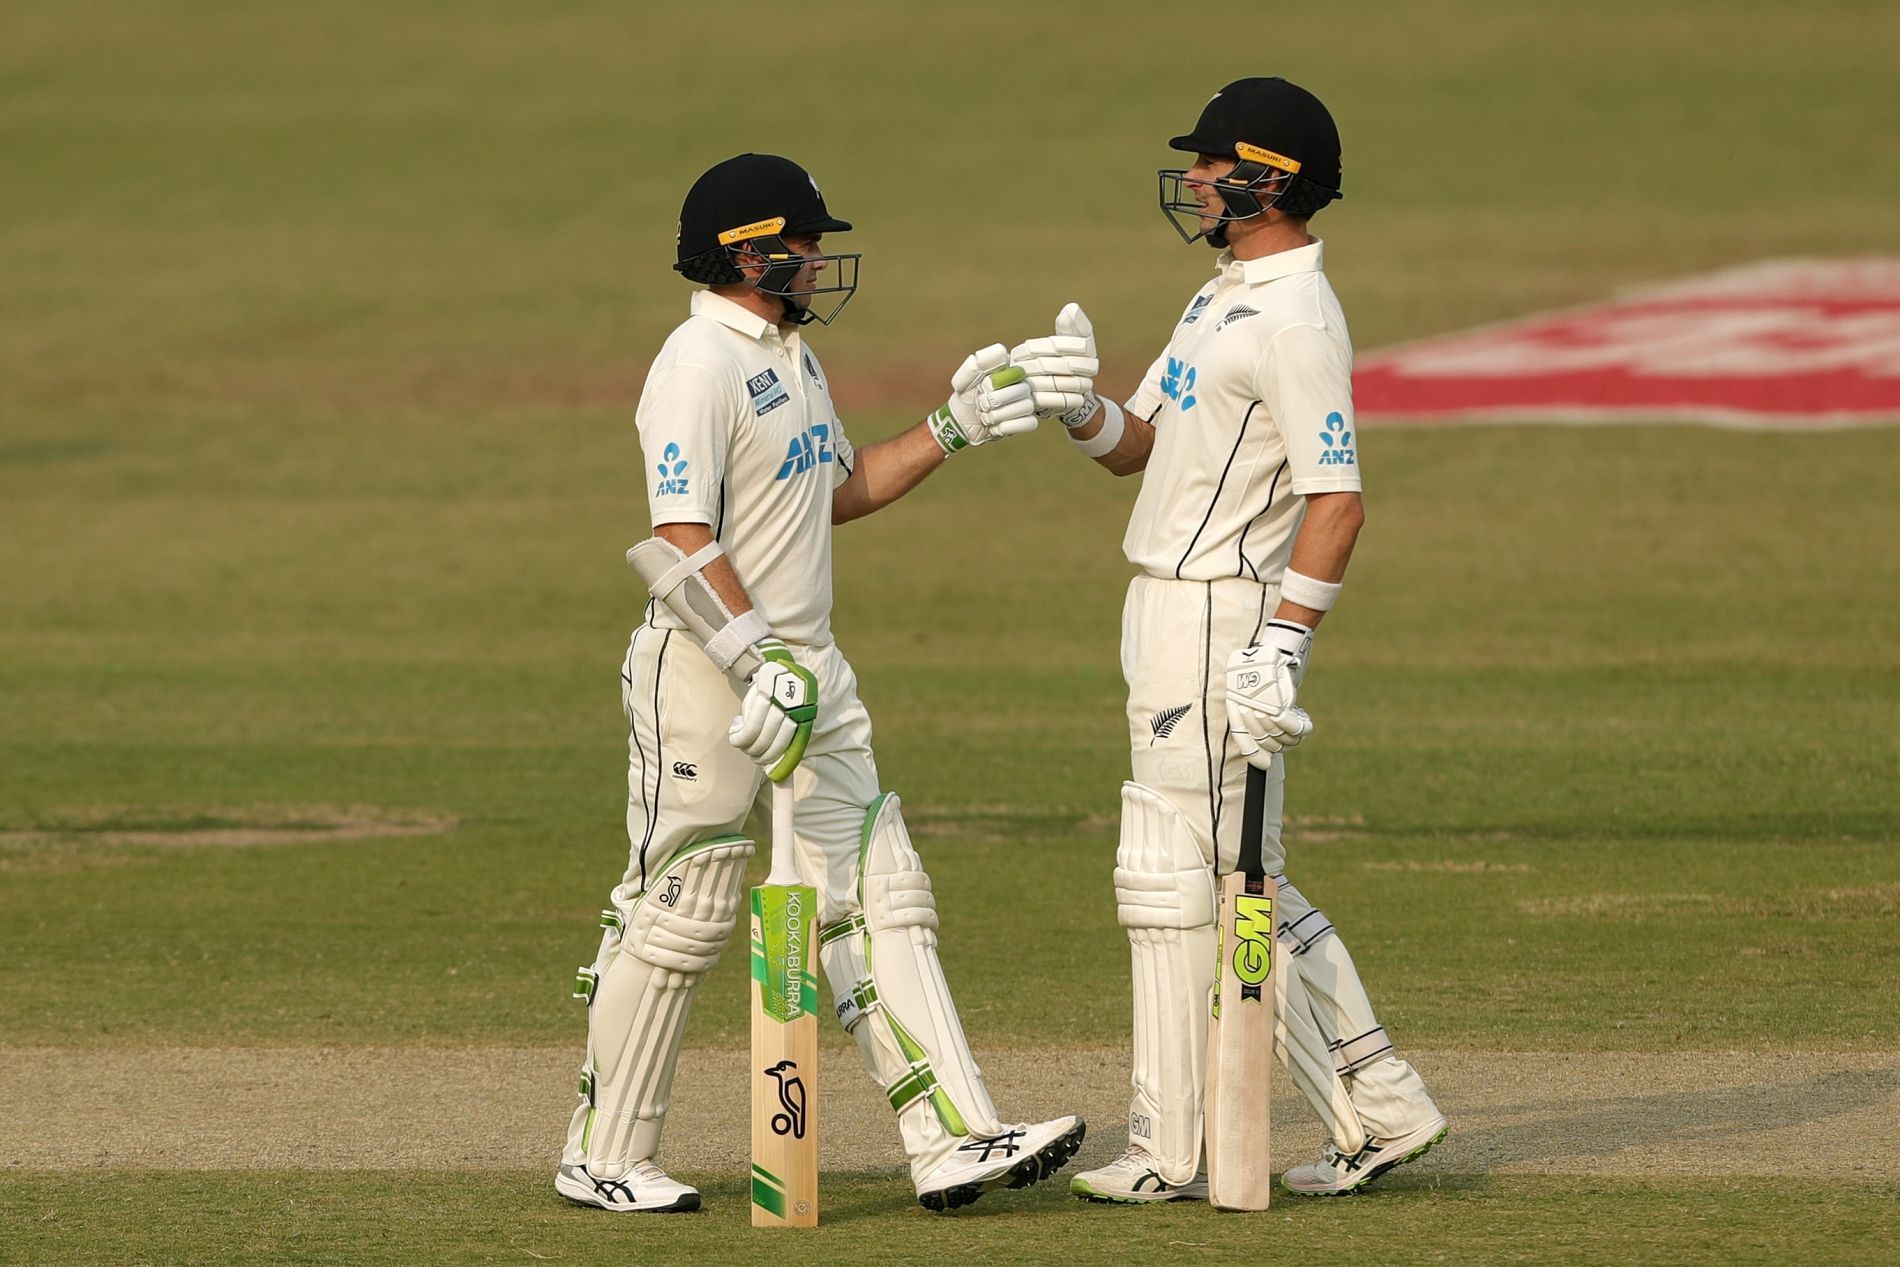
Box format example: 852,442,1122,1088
1205,761,1275,1210
749,779,819,1227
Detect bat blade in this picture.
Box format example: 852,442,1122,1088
750,880,819,1228
1206,764,1275,1211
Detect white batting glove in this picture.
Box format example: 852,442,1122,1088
1224,620,1315,768
926,344,1036,454
1010,303,1100,428
728,641,818,783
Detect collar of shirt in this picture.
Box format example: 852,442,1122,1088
1213,239,1326,288
691,288,795,348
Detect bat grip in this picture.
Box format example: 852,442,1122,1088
766,778,801,887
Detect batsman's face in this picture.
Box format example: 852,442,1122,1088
1184,154,1238,225
781,234,827,291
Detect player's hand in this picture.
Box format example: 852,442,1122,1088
729,641,818,782
926,344,1036,453
1224,621,1315,767
1010,303,1100,428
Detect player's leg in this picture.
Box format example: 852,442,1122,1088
1073,576,1222,1202
558,626,760,1211
1076,577,1365,1203
1272,877,1448,1196
1071,780,1214,1203
793,646,1084,1210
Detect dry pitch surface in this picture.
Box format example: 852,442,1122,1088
9,1046,1897,1182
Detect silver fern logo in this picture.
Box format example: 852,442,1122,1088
1214,304,1261,333
1149,704,1191,744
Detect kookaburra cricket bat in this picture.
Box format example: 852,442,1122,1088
625,538,818,1227
1206,761,1276,1210
747,779,818,1227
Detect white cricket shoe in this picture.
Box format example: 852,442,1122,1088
1070,1146,1208,1204
1281,1114,1448,1196
555,1161,701,1213
915,1116,1087,1212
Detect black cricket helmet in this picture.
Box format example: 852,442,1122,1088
1158,77,1343,247
674,153,860,325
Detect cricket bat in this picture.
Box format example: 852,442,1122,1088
623,538,819,1227
749,779,819,1227
1205,761,1275,1210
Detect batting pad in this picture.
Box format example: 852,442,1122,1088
564,835,752,1178
1276,878,1436,1142
821,792,1005,1181
1115,781,1216,1185
1274,928,1369,1156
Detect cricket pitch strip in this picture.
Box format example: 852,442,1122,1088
6,1046,1897,1180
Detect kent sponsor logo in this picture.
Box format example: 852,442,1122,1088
748,367,791,417
774,423,834,479
654,442,691,495
1161,357,1198,410
1317,411,1355,465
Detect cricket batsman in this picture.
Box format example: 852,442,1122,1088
1008,79,1449,1201
556,152,1084,1214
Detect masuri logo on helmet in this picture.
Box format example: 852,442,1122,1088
673,154,861,326
1159,77,1344,248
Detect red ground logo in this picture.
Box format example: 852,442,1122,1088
1355,258,1900,428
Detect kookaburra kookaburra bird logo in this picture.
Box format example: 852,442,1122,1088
765,1060,807,1139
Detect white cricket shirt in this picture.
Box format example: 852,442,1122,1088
636,290,857,646
1122,240,1361,583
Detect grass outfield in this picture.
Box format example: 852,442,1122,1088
3,1,1898,1263
6,1174,1898,1267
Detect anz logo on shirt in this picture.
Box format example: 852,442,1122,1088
655,442,691,495
1160,357,1198,411
774,423,834,480
1318,411,1356,465
748,368,791,417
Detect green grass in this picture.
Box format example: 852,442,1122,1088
4,1172,1896,1267
2,1,1897,1263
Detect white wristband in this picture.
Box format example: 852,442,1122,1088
1281,568,1342,612
704,609,772,672
1069,398,1125,458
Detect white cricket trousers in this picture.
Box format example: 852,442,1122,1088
1120,574,1440,1141
619,622,879,923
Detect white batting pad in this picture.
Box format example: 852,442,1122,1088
1114,781,1216,1185
564,835,752,1177
1275,933,1368,1156
817,792,1004,1180
1276,878,1436,1143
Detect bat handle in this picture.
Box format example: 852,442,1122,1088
766,777,800,887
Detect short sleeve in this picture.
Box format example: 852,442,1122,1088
1125,349,1172,421
828,411,856,487
1263,324,1361,495
635,360,735,526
